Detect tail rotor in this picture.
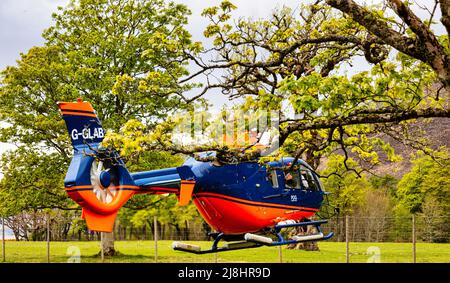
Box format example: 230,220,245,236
90,159,117,204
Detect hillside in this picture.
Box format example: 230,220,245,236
373,117,450,178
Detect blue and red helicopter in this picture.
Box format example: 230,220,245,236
58,99,334,254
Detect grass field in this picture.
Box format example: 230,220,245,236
1,240,449,263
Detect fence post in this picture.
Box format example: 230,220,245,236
154,216,158,262
2,217,5,262
412,214,416,263
345,215,349,263
47,213,50,263
278,246,283,263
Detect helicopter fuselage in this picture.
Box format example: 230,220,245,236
132,157,325,234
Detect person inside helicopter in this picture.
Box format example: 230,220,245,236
284,171,301,189
284,167,320,191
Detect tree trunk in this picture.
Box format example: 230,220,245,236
287,220,320,251
101,232,116,256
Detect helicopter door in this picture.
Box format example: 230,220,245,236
267,169,283,189
268,169,280,189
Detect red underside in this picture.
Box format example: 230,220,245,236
193,193,317,234
137,187,318,234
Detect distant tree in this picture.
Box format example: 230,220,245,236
353,189,392,242
319,154,369,241
369,175,398,197
417,196,449,243
391,204,413,242
396,150,450,242
396,150,450,214
130,194,199,240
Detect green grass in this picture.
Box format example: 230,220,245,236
1,240,449,263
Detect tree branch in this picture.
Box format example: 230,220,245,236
326,0,420,58
326,0,450,89
440,0,450,36
280,107,450,145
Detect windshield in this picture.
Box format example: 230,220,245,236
283,165,322,191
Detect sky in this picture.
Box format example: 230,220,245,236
0,0,443,94
0,0,305,71
0,0,444,78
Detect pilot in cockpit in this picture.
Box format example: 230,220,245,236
285,172,300,189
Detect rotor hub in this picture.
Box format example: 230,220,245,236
99,170,111,188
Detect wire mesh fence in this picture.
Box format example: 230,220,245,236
321,215,450,243
1,215,449,263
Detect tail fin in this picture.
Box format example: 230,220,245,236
58,98,105,151
58,99,136,232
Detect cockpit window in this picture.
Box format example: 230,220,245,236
281,165,321,191
284,171,301,189
268,170,279,188
300,168,319,191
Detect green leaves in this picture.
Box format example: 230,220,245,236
397,151,450,214
320,154,368,215
0,147,71,216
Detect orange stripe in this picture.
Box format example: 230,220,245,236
195,192,318,211
65,185,141,191
58,101,95,112
111,185,140,189
65,185,93,190
62,111,97,118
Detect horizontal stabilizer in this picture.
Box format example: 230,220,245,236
82,208,118,232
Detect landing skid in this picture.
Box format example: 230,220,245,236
172,233,262,254
172,220,333,254
246,220,334,246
